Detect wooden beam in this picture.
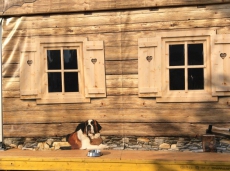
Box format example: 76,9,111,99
3,108,230,124
3,122,230,137
3,0,230,16
3,96,230,111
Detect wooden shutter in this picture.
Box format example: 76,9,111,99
20,40,40,99
138,37,161,97
84,41,106,97
212,34,230,96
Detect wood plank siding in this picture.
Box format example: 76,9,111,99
2,0,230,15
1,1,230,138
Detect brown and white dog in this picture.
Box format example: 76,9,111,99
66,119,108,150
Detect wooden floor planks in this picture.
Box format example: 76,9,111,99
0,149,230,171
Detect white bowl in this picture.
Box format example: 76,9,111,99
87,150,102,157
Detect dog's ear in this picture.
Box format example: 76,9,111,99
75,122,85,132
95,120,102,132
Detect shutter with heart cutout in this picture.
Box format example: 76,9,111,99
138,37,162,97
211,34,230,96
20,38,40,99
84,41,106,97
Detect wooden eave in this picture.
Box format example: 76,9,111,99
1,0,230,16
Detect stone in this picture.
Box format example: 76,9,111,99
176,141,185,147
37,142,44,150
37,142,50,150
122,138,129,143
53,142,70,150
113,147,125,150
137,137,150,143
10,144,17,148
129,145,143,149
143,144,151,148
216,147,227,151
189,146,198,150
227,145,230,150
154,139,164,145
4,135,230,153
127,148,136,150
25,138,35,142
220,139,230,145
171,144,178,150
3,139,13,146
151,147,159,151
24,142,38,148
46,139,54,146
61,137,67,142
159,143,170,149
22,147,34,150
44,143,50,150
192,149,203,153
108,144,118,148
18,144,23,149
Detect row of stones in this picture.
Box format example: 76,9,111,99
103,136,230,153
3,136,230,153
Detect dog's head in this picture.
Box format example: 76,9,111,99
76,119,102,136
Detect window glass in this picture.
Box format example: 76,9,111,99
64,50,78,69
47,49,79,93
64,72,79,92
169,69,185,90
48,72,62,92
188,68,204,90
188,44,203,65
168,42,204,91
169,44,184,66
47,50,61,70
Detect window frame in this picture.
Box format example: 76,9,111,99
159,36,213,102
37,37,90,104
166,39,208,91
40,43,85,103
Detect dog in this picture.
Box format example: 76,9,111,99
66,119,108,150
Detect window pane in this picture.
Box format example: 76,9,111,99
47,50,61,70
169,44,184,66
64,72,79,92
188,68,204,90
64,50,78,69
169,69,185,90
188,44,203,65
48,72,62,92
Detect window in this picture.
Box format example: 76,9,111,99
169,43,204,90
47,49,80,93
137,29,230,102
160,37,214,102
20,37,106,104
39,43,87,104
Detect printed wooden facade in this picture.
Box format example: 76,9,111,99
1,0,230,138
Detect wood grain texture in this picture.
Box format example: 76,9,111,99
2,0,230,15
3,123,230,137
3,108,230,124
1,150,230,171
2,3,230,137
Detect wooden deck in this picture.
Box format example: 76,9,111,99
0,149,230,171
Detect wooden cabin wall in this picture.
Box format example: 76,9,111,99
2,3,230,138
2,0,230,15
